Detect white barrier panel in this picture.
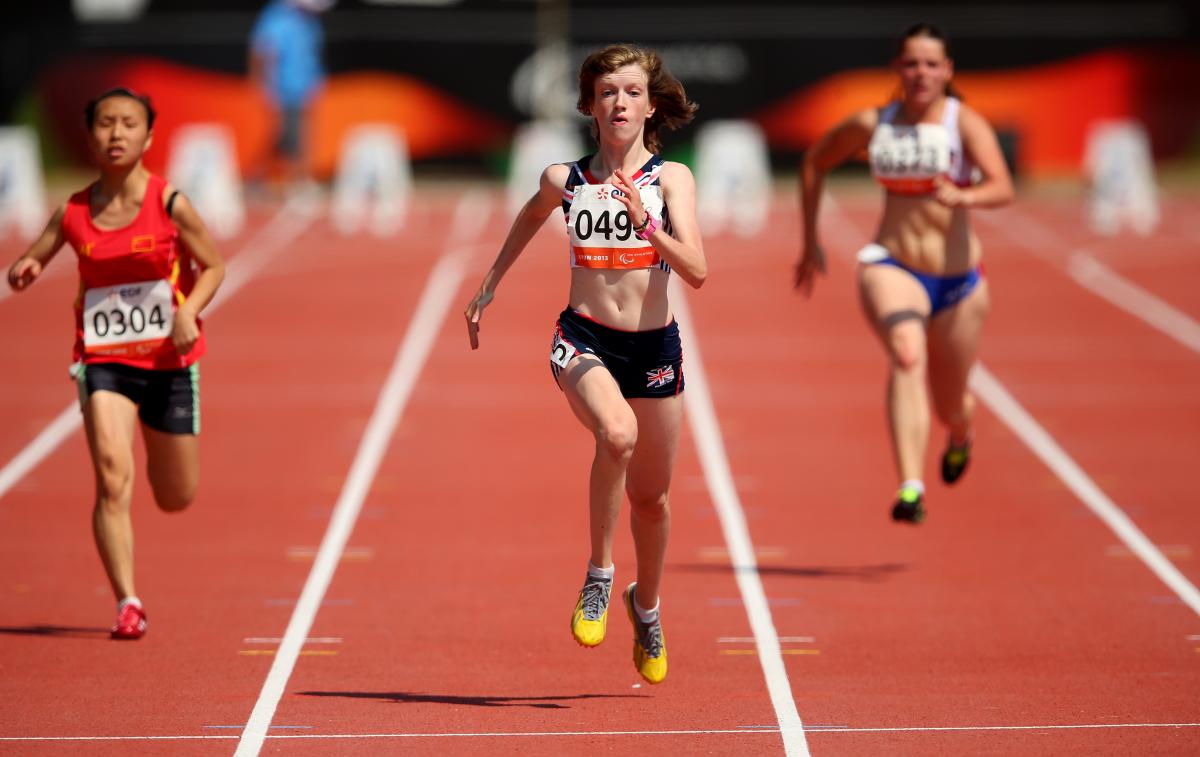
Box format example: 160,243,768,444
166,123,245,239
507,120,583,215
0,127,47,241
694,120,771,238
1083,119,1160,237
331,124,412,237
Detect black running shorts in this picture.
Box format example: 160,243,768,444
75,361,201,435
550,308,684,399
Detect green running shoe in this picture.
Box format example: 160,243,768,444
891,486,926,524
941,436,972,484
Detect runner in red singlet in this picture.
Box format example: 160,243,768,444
6,87,225,639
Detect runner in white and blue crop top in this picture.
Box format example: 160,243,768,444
464,44,704,684
794,23,1014,524
561,152,674,274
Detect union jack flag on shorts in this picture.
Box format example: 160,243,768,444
646,365,675,388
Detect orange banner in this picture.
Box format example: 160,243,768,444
39,56,510,179
571,247,662,269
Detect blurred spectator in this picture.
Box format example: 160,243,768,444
249,0,334,195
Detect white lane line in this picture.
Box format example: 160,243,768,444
976,209,1200,355
7,722,1200,741
0,408,80,502
673,285,811,757
786,722,1200,734
971,363,1200,618
0,196,319,504
234,190,492,757
1066,253,1200,354
0,736,239,741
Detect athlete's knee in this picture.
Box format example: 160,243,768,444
153,484,195,513
933,389,974,426
93,451,133,503
628,489,669,520
888,325,927,373
595,416,638,461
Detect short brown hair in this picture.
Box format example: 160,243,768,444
577,44,698,153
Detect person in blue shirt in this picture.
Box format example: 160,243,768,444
249,0,333,192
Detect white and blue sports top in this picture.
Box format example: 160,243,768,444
561,154,673,272
868,96,974,195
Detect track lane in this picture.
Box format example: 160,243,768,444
264,202,791,755
0,196,461,750
680,193,1200,755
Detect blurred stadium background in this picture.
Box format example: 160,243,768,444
3,0,1199,191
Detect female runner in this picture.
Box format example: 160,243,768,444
6,87,225,638
795,24,1013,523
464,44,704,683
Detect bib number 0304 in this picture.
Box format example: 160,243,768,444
82,279,175,352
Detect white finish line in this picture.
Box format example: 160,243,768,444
5,722,1198,742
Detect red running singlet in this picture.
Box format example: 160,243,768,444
61,173,205,370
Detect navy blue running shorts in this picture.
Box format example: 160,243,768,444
550,307,684,399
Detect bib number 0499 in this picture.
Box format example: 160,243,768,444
574,209,632,242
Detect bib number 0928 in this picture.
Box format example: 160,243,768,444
574,209,632,242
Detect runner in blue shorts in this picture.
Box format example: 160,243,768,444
794,23,1014,523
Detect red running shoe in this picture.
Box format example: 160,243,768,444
111,602,147,640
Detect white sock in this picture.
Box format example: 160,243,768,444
118,596,142,611
633,590,660,624
587,562,614,581
900,479,925,495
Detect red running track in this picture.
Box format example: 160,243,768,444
0,184,1197,755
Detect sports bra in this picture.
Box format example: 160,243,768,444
561,154,672,272
868,97,973,196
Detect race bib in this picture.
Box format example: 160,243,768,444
569,184,665,269
82,279,174,356
869,123,952,181
550,331,577,369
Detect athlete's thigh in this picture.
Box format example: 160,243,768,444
142,424,199,500
624,395,684,501
557,354,635,436
928,277,990,381
858,263,932,352
82,391,140,479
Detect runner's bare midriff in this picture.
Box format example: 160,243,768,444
569,267,673,331
875,193,981,275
